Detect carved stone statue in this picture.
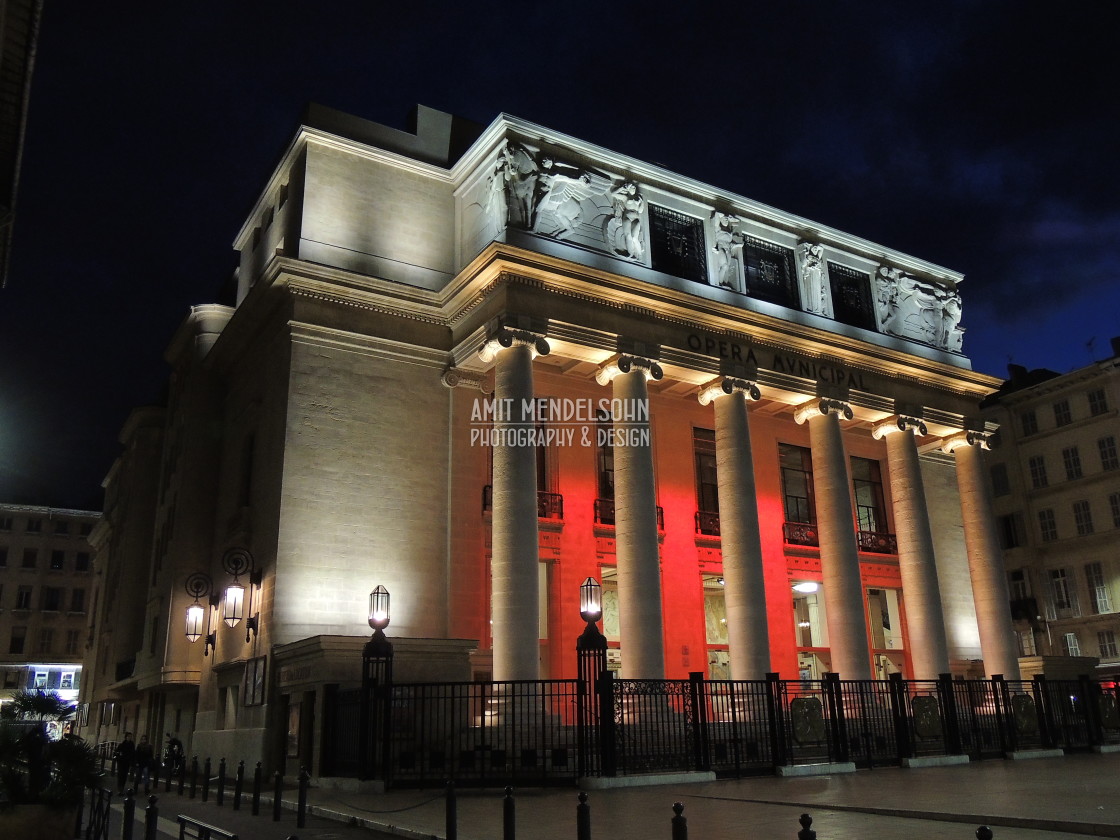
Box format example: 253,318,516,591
938,289,963,349
502,142,539,229
797,242,831,316
875,267,904,335
712,212,745,292
532,157,597,240
605,181,645,260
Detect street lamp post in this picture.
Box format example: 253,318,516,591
360,585,394,780
576,577,608,777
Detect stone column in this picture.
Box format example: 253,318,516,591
698,377,770,679
943,431,1020,679
873,415,950,679
794,398,872,680
480,328,550,681
596,354,664,679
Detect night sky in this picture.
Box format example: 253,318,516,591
1,1,1118,509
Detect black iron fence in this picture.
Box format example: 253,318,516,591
344,671,1120,788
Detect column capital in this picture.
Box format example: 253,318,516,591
478,327,550,363
440,367,493,394
595,353,664,386
697,377,761,406
941,429,994,454
794,397,853,426
872,414,928,440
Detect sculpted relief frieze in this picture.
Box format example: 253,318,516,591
462,137,966,355
467,141,646,262
875,266,964,352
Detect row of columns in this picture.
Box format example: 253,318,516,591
475,330,1019,683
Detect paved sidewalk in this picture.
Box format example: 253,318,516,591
114,752,1120,839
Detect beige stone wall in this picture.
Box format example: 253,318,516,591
299,143,455,290
273,329,451,643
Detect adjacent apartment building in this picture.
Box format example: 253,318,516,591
0,503,99,728
983,340,1120,678
78,104,1015,775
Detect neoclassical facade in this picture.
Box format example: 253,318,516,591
78,104,1016,774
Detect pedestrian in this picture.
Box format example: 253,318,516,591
134,733,155,793
113,732,136,794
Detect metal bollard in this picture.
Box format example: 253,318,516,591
202,757,212,802
503,786,515,840
251,761,262,816
189,756,199,798
577,791,591,840
976,829,994,840
445,780,457,840
216,757,226,806
144,794,158,840
178,758,186,796
798,813,816,840
297,767,310,829
152,757,161,793
122,790,136,840
671,802,687,840
164,757,172,793
273,771,283,821
233,759,244,810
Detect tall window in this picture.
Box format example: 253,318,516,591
75,552,90,572
1008,569,1031,600
1028,455,1048,488
70,588,85,613
37,628,53,655
998,513,1025,549
1020,409,1038,436
1038,508,1058,542
1062,446,1083,480
15,586,32,610
9,627,26,654
693,428,718,512
50,550,65,571
1047,568,1080,619
1054,399,1072,427
1089,388,1109,416
851,457,887,533
1085,562,1112,614
989,463,1010,496
65,629,81,656
1099,436,1119,471
779,444,815,524
1098,630,1118,659
596,415,614,500
1062,632,1081,656
1112,493,1120,529
1073,500,1094,536
42,587,62,612
21,548,36,568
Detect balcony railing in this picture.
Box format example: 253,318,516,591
481,486,564,520
537,491,563,520
857,530,898,554
594,498,664,530
695,510,720,537
783,521,819,547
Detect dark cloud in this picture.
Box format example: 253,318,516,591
1,0,1118,505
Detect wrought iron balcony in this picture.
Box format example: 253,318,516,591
783,521,819,547
695,510,720,537
481,485,564,520
594,498,664,530
537,491,563,520
857,530,898,554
